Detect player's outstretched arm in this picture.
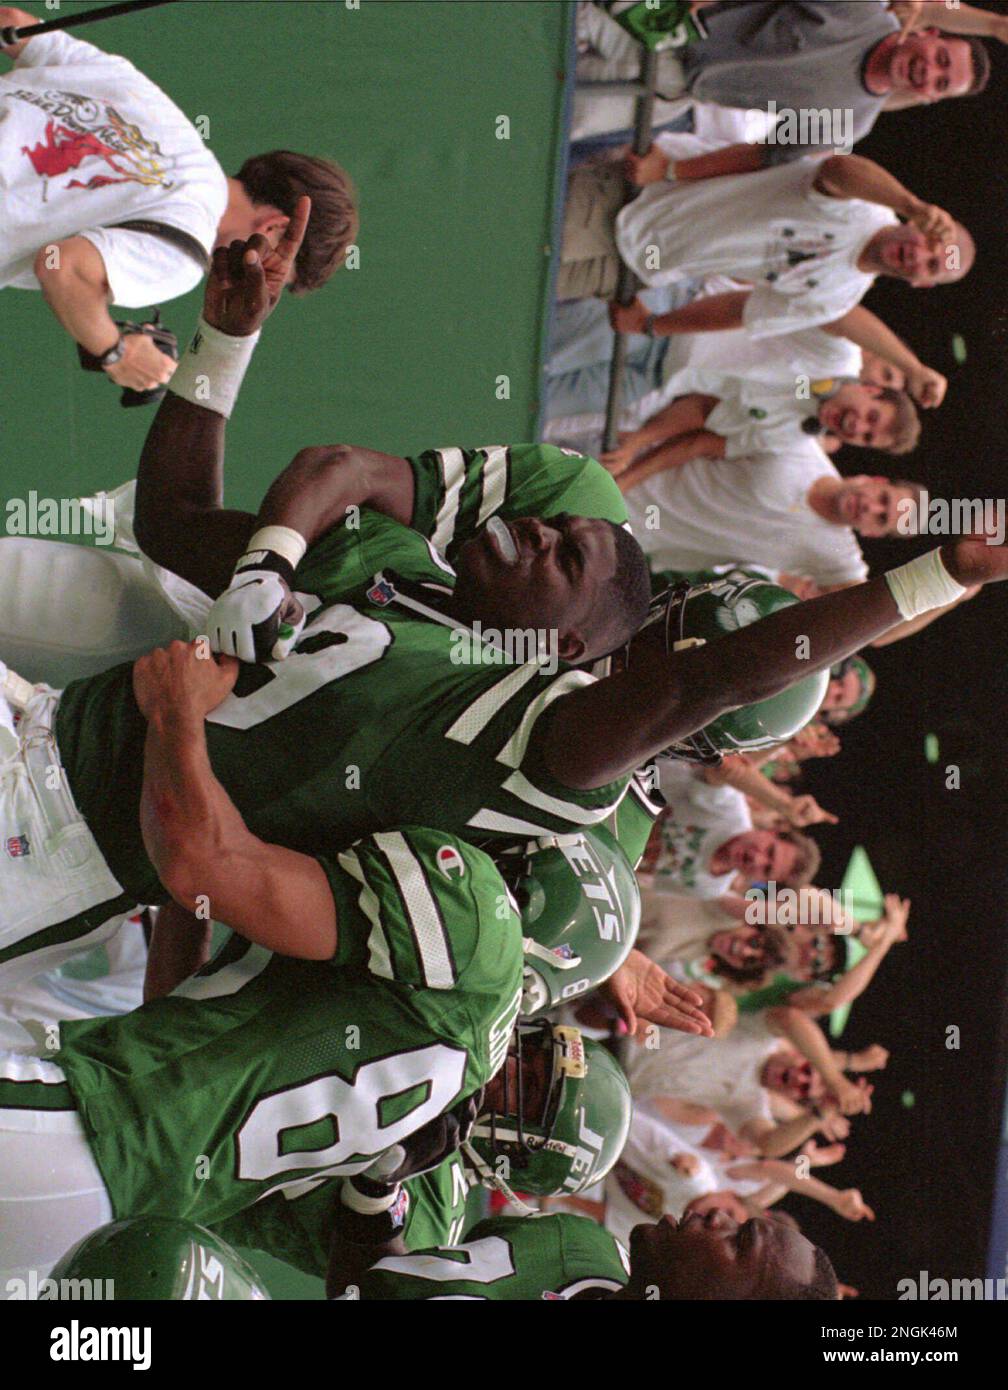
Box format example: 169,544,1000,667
134,203,312,597
133,641,339,957
536,540,1004,790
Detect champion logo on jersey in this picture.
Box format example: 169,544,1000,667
541,1290,564,1300
367,579,396,607
5,834,30,859
436,845,466,878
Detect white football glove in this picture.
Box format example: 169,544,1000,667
206,565,305,663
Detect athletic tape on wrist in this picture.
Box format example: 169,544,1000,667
169,317,260,419
241,525,307,573
884,548,966,621
341,1179,403,1215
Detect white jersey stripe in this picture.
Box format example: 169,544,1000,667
444,664,541,745
374,832,455,990
466,809,562,838
501,770,627,824
431,448,467,553
495,670,596,769
475,447,509,527
173,943,273,1000
337,849,394,983
0,1050,68,1086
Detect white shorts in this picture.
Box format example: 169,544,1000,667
0,1050,113,1296
0,538,188,690
0,689,126,992
0,913,147,1053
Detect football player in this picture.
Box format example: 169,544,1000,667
340,1208,839,1301
2,208,1005,988
0,826,527,1288
212,1020,631,1292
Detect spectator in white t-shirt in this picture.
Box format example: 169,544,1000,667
602,375,921,481
603,1107,873,1246
624,1013,854,1158
638,760,820,900
625,437,901,584
1,11,357,395
543,284,944,460
560,146,973,341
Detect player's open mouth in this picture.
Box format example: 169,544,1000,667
486,515,519,566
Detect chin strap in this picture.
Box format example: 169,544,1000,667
460,1140,540,1218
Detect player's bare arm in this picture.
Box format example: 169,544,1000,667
136,210,414,606
534,538,1008,790
133,640,339,957
134,202,314,594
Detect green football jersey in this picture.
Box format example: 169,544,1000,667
55,445,631,905
605,766,665,870
214,1154,472,1282
354,1212,630,1300
55,828,523,1227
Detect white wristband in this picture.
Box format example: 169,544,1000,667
169,317,260,419
341,1180,402,1215
884,548,966,621
242,525,307,572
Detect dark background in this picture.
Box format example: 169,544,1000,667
770,3,1008,1299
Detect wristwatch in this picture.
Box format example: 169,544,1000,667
95,334,127,368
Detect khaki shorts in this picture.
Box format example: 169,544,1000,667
558,163,627,300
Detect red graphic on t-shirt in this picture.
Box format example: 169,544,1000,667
21,119,134,185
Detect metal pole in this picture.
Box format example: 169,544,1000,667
602,48,658,454
1,0,178,47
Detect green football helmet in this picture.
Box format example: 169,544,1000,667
650,571,830,762
466,1020,632,1197
49,1218,270,1300
500,827,641,1017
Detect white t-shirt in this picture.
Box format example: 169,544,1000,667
643,762,751,900
604,1112,719,1244
636,889,738,983
1,31,226,305
603,1110,765,1245
706,376,852,459
662,304,864,395
625,437,868,586
625,1013,779,1134
615,157,896,337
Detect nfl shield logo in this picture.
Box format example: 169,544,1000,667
5,834,30,859
367,579,396,607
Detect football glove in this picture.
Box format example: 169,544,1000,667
207,551,306,663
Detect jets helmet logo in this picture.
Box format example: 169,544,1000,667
436,845,465,878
